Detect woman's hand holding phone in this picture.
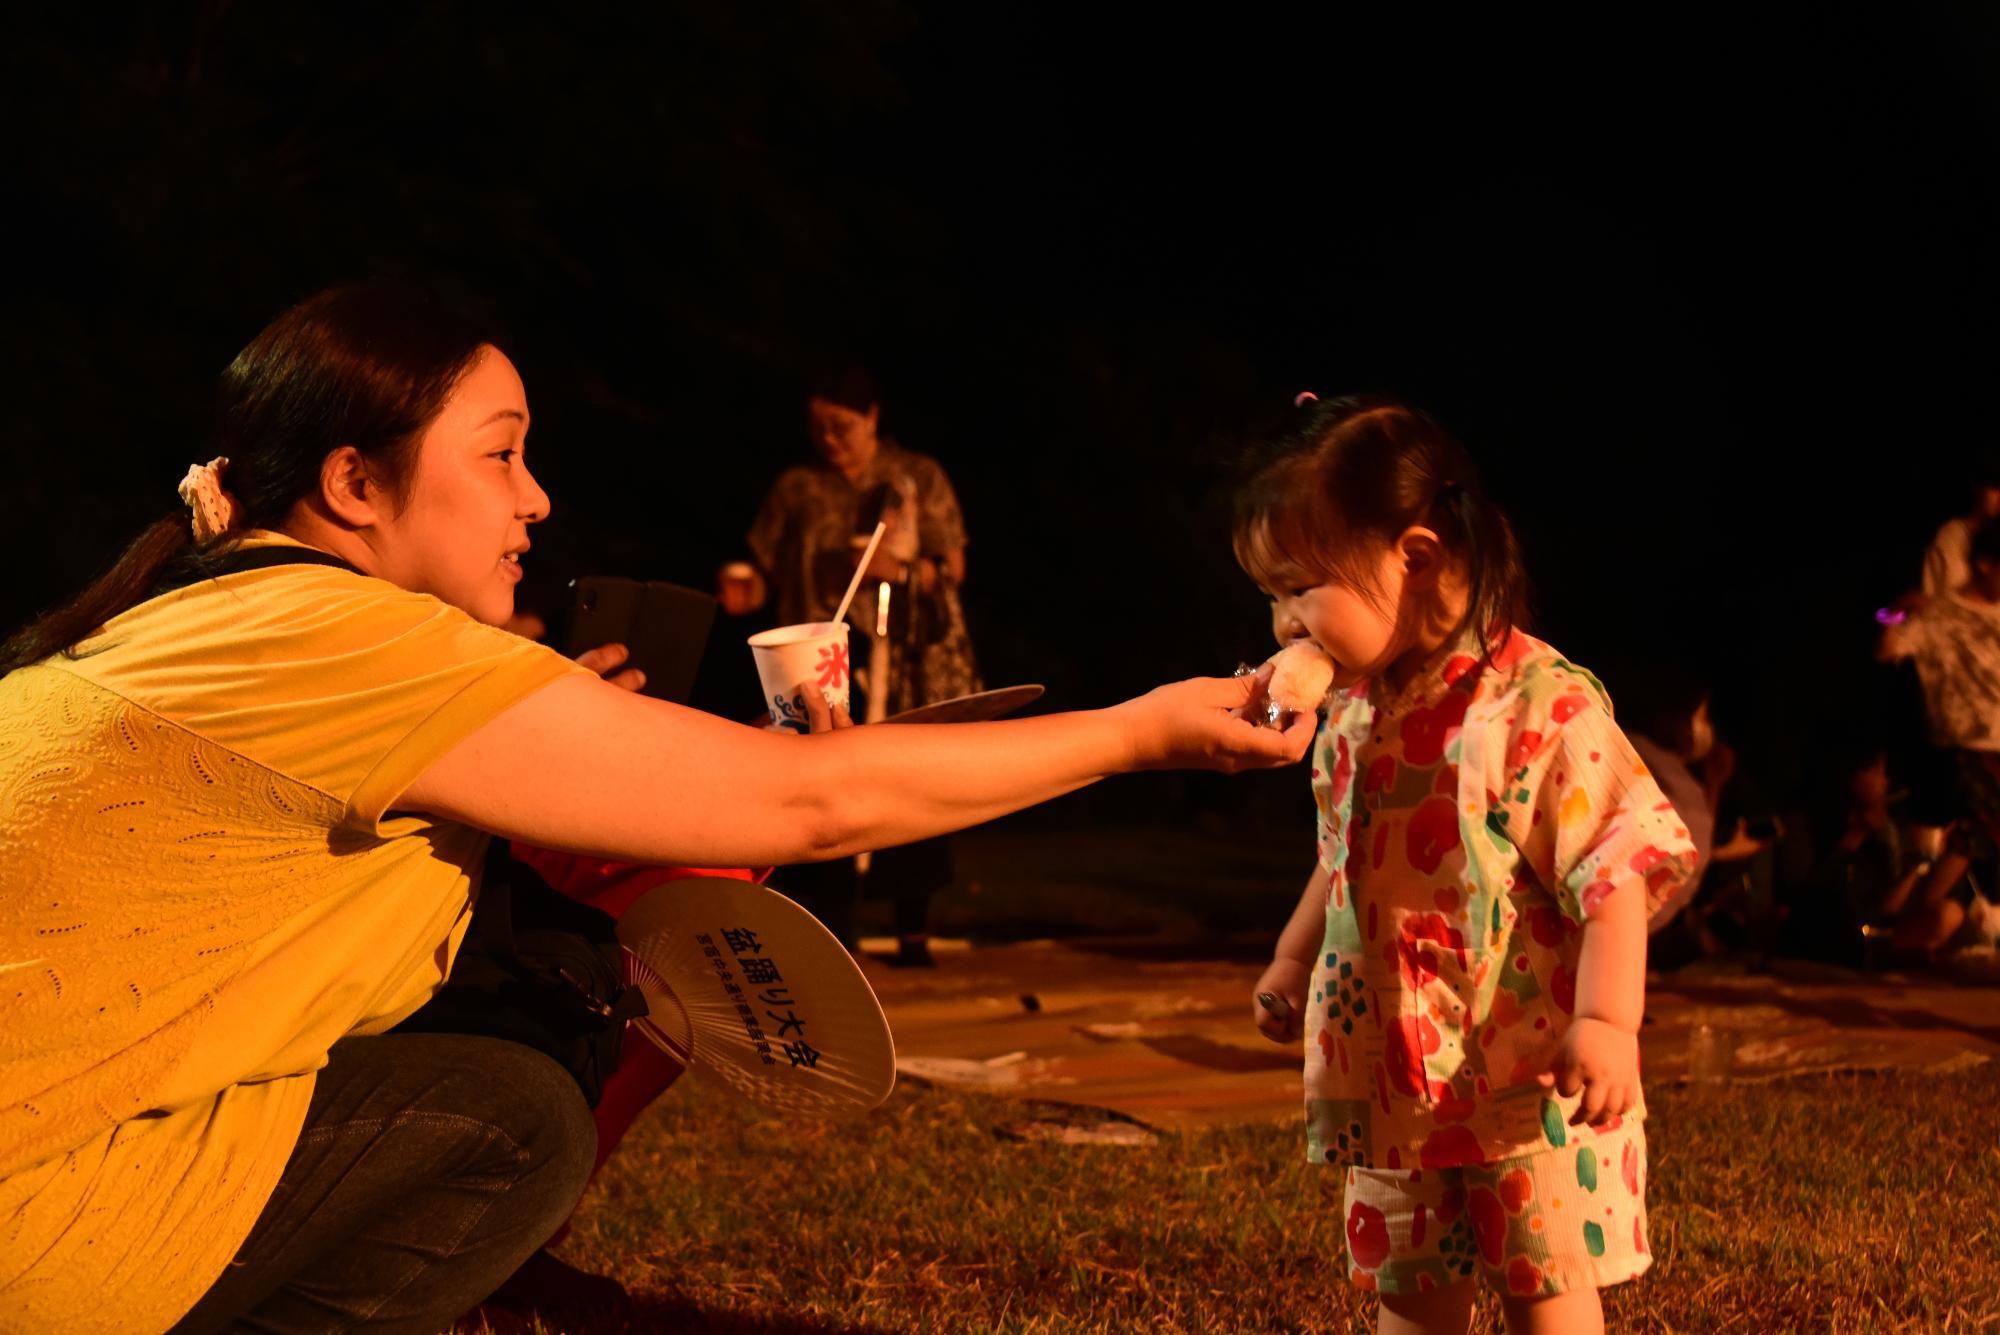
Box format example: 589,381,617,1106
576,642,647,693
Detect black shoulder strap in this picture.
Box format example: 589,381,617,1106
153,545,361,598
212,546,360,577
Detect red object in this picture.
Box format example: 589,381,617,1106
509,843,765,1245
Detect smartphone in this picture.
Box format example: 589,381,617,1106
564,576,718,705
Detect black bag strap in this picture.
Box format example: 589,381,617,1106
476,843,648,1026
153,545,361,598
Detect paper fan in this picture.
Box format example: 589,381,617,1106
617,877,897,1115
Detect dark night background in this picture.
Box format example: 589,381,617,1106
4,4,1996,827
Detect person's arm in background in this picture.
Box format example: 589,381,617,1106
715,561,768,618
880,547,963,594
860,471,964,594
915,456,970,594
1709,818,1784,863
1921,521,1961,597
1876,851,1949,921
1875,592,1927,664
721,477,791,616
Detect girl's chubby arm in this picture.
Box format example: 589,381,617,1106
1252,861,1328,1043
1541,876,1645,1126
1496,664,1697,1126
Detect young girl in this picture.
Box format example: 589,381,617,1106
1239,396,1696,1335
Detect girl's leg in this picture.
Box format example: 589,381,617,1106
167,1034,595,1335
1378,1281,1476,1335
1501,1286,1604,1335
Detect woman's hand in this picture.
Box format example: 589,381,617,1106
575,642,647,694
501,612,647,696
747,685,854,733
1538,1016,1640,1127
1117,674,1315,772
1251,957,1308,1043
795,681,854,733
861,547,907,583
1229,660,1277,724
716,562,768,617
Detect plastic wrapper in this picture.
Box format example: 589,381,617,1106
1234,641,1335,728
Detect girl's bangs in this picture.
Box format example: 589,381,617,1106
1234,474,1348,588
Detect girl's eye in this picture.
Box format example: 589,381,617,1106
1290,586,1317,599
492,449,518,463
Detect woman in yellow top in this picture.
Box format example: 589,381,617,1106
0,284,1313,1335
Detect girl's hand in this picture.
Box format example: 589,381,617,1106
1118,675,1315,773
861,547,908,583
1251,957,1308,1043
577,642,646,694
1538,1017,1641,1127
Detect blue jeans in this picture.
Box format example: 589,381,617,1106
168,1034,596,1334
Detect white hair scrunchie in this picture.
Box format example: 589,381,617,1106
177,457,244,544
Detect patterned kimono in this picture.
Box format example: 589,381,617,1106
747,440,981,715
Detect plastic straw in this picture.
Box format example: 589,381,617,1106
832,521,887,628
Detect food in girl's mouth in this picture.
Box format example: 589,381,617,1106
1264,641,1335,720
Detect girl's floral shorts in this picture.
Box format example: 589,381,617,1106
1340,1117,1649,1298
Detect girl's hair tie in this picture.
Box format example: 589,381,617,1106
1293,391,1318,408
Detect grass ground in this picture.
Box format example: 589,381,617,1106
465,1061,2000,1333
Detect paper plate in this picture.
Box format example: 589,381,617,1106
618,877,897,1115
881,684,1045,726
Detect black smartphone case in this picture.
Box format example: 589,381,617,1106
564,576,718,705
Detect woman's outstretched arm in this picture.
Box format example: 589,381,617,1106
400,670,1313,869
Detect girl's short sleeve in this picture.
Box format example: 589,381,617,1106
1489,664,1699,923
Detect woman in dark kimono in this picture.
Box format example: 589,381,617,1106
743,367,980,964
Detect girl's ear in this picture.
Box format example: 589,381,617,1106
1395,524,1445,589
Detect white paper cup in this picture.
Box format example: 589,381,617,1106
748,621,851,731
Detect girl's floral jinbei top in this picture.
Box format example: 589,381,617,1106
1304,630,1697,1170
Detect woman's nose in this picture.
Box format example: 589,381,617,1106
519,462,552,523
